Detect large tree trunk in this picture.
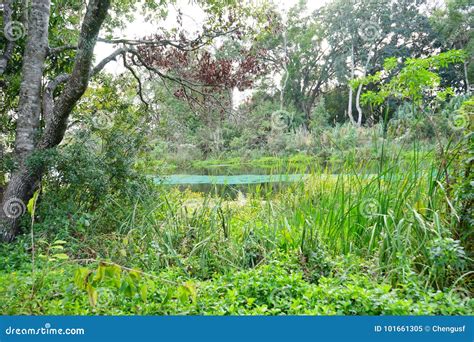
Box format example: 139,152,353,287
0,0,111,242
0,0,51,242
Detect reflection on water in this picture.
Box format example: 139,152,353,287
153,158,389,199
154,173,307,199
155,174,307,185
152,155,422,199
177,161,318,176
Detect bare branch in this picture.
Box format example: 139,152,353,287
90,47,128,76
47,45,77,56
123,55,149,109
97,28,238,52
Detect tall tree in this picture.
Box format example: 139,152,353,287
430,0,474,92
260,1,345,126
256,0,438,127
0,0,269,242
323,0,438,126
0,0,111,242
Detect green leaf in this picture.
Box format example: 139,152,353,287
74,268,92,290
93,264,106,283
50,245,64,250
104,265,122,287
140,284,148,302
27,190,40,216
383,57,398,71
162,288,173,305
52,253,69,260
87,284,98,307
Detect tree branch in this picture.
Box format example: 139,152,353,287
39,0,111,149
47,45,78,56
122,55,149,109
97,28,238,52
42,74,69,120
90,47,128,76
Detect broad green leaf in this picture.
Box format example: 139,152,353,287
52,253,69,260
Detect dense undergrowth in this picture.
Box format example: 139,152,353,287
0,134,472,315
1,256,471,315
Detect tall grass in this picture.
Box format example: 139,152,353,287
54,142,467,292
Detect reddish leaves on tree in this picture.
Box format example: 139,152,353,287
195,52,264,91
136,34,268,95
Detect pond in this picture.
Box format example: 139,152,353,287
152,157,392,198
154,174,308,185
153,173,308,199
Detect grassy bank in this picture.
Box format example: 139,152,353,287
0,145,472,315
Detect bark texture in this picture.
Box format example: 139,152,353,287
0,0,111,242
0,0,16,75
0,0,51,242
